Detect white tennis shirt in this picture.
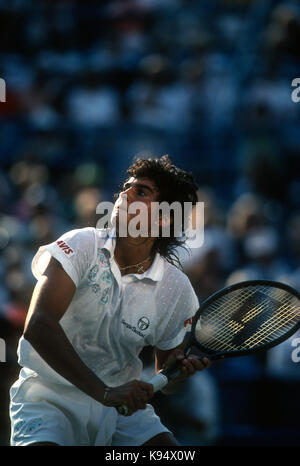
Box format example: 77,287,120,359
17,227,199,387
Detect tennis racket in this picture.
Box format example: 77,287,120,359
117,280,300,415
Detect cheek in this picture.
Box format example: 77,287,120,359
149,206,159,226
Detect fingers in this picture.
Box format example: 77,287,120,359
129,389,149,412
125,383,152,413
163,349,211,380
181,355,211,377
132,382,153,411
110,380,153,416
139,381,154,399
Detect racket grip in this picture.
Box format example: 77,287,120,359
116,372,170,416
148,371,169,392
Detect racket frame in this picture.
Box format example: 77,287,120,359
187,279,300,361
117,280,300,415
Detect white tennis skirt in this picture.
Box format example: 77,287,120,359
9,368,170,446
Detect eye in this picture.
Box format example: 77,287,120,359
137,188,146,197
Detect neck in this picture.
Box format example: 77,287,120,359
114,236,155,270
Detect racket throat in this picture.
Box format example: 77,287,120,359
185,347,192,357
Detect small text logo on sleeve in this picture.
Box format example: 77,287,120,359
56,240,74,256
184,317,194,328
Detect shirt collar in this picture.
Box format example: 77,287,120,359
101,227,116,258
131,252,164,282
99,228,164,282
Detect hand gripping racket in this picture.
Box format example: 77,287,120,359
117,280,300,415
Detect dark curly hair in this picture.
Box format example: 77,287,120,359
122,154,198,268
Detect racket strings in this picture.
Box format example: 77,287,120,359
196,288,265,349
221,298,297,349
244,304,299,347
196,285,300,352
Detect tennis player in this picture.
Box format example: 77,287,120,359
9,155,210,446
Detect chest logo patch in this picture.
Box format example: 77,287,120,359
138,316,150,331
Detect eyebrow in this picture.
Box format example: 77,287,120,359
123,182,155,194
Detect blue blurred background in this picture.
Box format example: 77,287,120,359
0,0,300,446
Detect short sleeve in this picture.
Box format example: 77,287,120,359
31,227,96,287
155,276,199,351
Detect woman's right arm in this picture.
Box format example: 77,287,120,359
24,256,153,414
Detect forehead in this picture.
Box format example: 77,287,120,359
125,177,159,194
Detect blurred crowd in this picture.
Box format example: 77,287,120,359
0,0,300,446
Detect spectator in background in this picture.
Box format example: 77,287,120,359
286,212,300,290
226,193,265,242
66,72,120,127
179,188,236,301
126,54,193,132
73,187,102,229
266,330,300,381
263,2,300,66
226,226,291,285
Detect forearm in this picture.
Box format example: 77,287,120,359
24,315,107,403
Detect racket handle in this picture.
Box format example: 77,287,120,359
116,352,197,415
152,352,210,385
116,372,170,416
148,371,169,392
